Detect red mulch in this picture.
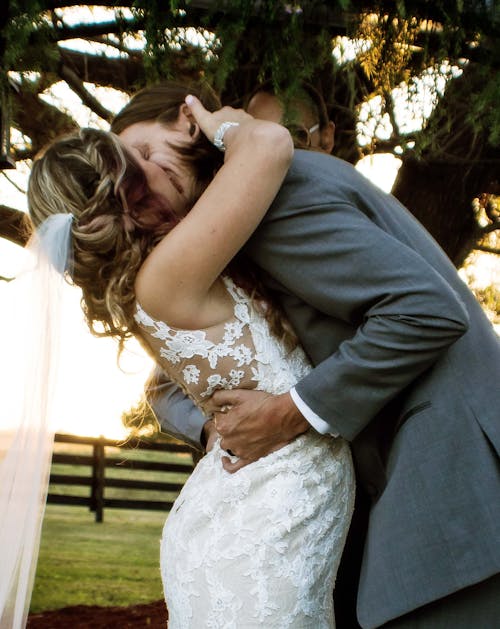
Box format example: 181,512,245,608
27,600,168,628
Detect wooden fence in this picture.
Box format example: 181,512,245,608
47,433,196,522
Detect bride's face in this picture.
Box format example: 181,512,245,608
119,120,198,218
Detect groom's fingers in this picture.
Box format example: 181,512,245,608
208,388,266,412
204,389,243,416
221,438,292,474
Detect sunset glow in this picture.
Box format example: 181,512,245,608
0,264,154,439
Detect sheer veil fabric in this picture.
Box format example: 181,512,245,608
0,214,73,628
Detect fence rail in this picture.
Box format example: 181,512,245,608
47,433,196,522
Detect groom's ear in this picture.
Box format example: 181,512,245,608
320,121,335,154
179,103,201,142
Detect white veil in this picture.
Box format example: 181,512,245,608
0,214,73,628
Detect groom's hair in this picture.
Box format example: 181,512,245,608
111,81,224,186
245,79,330,132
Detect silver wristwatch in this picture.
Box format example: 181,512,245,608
213,121,240,152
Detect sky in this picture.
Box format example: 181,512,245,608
1,7,498,438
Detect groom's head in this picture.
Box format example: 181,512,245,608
111,82,224,206
246,81,335,154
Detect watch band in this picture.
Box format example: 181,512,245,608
213,121,240,152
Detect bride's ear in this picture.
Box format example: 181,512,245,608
179,103,201,141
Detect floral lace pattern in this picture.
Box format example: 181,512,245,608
134,277,310,410
134,277,355,628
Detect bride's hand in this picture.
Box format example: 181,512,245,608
184,94,253,146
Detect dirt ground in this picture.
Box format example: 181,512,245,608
27,600,168,628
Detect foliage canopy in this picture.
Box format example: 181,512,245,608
1,0,499,264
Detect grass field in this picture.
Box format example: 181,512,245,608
30,443,194,613
31,506,166,613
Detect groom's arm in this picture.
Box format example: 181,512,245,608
270,203,469,440
211,199,469,467
146,367,209,450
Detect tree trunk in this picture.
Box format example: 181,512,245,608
392,63,500,267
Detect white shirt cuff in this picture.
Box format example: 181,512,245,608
289,387,338,436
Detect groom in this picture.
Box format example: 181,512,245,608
111,83,500,628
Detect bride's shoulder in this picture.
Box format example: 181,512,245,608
135,275,236,331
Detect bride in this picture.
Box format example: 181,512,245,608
10,92,354,627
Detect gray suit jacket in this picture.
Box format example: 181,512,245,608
151,150,500,627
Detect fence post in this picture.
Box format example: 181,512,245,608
90,441,97,514
91,437,105,523
50,433,196,520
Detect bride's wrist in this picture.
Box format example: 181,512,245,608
213,121,240,152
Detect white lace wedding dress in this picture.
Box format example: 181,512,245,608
135,277,355,628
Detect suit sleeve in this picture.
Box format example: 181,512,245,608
146,366,206,450
249,201,470,440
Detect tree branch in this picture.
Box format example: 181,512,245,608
12,148,35,161
10,82,78,156
473,244,500,255
366,134,418,154
88,35,141,57
59,63,114,122
53,18,144,42
480,221,500,235
0,205,32,246
39,1,351,45
383,90,401,140
1,171,25,195
59,48,144,91
484,199,500,223
42,0,135,8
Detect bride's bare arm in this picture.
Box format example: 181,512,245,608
135,95,293,328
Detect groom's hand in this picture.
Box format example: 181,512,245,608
206,390,310,473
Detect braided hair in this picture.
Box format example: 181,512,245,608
29,118,298,357
28,128,180,350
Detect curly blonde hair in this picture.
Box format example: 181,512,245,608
28,83,298,356
28,128,180,350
